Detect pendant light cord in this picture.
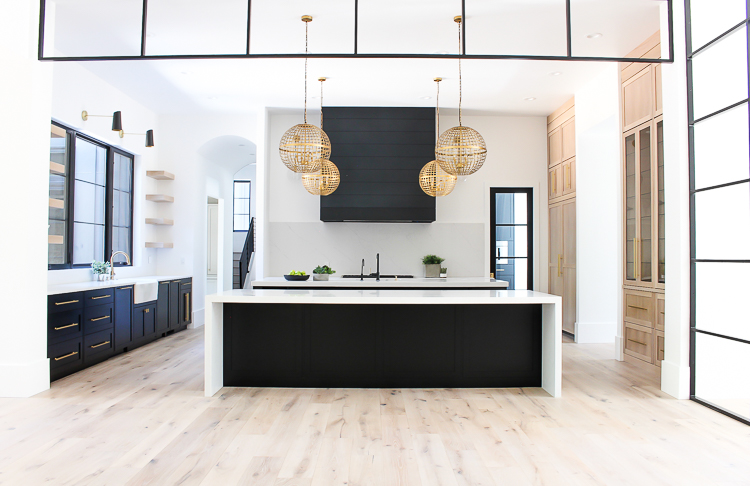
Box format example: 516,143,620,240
304,20,309,123
320,78,324,129
457,19,462,127
435,79,440,140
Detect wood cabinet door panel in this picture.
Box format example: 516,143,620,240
548,165,562,200
654,64,662,115
548,128,563,167
654,330,665,366
114,286,133,351
623,66,653,130
624,322,653,363
548,205,563,297
169,281,180,329
562,120,575,161
156,281,169,333
562,158,576,195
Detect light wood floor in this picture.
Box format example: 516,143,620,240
1,329,749,486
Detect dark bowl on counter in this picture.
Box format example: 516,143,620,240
284,274,310,281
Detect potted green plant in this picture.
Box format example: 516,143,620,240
91,260,111,281
313,265,336,281
440,267,448,278
422,255,445,278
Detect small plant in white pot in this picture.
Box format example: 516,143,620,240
91,260,111,281
440,267,448,278
313,265,335,281
422,255,445,278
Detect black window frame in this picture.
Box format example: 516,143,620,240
49,121,135,270
233,180,251,232
489,187,534,290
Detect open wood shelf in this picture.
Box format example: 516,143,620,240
146,171,175,181
49,161,65,174
146,194,174,203
48,235,64,245
145,242,174,249
50,125,66,138
49,198,64,209
145,218,174,226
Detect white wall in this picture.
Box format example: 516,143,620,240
574,65,623,344
263,112,548,285
47,62,161,285
0,0,53,397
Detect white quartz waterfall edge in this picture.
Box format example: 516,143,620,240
204,289,562,398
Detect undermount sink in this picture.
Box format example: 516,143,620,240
133,279,158,304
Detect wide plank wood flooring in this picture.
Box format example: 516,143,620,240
1,327,749,485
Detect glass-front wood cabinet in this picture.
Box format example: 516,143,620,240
623,117,664,289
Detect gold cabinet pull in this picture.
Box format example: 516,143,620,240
552,171,556,196
627,338,648,346
91,315,110,322
627,304,649,311
54,323,78,331
119,286,133,290
54,351,78,361
144,308,150,313
184,293,190,321
172,280,181,283
55,300,79,306
90,341,110,349
564,165,570,188
91,294,111,300
557,254,562,277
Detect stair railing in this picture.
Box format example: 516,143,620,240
238,217,255,289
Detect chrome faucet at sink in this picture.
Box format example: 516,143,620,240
109,251,131,278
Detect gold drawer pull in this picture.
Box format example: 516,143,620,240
91,294,111,300
659,311,665,314
54,351,78,361
90,341,110,349
91,315,110,322
55,300,79,306
144,308,150,313
627,304,649,311
627,338,648,346
54,323,78,331
172,280,181,283
119,286,133,290
184,293,190,321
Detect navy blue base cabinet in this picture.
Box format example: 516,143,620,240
48,277,192,382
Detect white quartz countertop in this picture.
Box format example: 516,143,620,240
47,275,191,295
251,276,510,288
207,288,560,305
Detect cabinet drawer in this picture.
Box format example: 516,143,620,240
48,292,84,314
48,309,83,344
84,288,114,306
84,328,114,363
654,330,665,366
655,295,665,331
624,290,654,328
83,303,114,335
49,337,83,369
624,322,653,364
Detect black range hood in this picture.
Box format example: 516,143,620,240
320,107,436,223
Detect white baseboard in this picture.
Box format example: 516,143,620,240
661,359,690,399
0,358,50,397
614,335,624,361
189,308,205,329
575,320,616,343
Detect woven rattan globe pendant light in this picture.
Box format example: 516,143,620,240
435,15,487,177
420,78,457,197
303,78,341,195
279,15,331,173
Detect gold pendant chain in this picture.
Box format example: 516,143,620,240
458,19,462,127
304,21,308,123
320,78,324,129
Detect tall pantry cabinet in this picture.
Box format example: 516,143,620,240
548,98,577,336
620,31,665,371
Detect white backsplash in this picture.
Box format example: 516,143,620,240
267,222,484,277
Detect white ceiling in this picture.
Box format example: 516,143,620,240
47,0,665,116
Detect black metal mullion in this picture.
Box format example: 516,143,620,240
38,0,47,60
668,0,675,62
461,0,466,55
246,0,252,55
354,0,358,55
690,397,750,426
565,0,572,58
105,147,114,264
140,0,148,56
691,18,748,57
694,329,750,346
692,178,750,193
693,98,749,125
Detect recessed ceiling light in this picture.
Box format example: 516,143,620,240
549,72,562,76
587,33,603,39
524,97,536,101
420,96,432,100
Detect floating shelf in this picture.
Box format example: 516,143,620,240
145,218,174,226
146,170,175,181
145,242,174,249
49,198,64,209
50,125,66,138
49,161,65,174
48,235,64,245
146,194,174,203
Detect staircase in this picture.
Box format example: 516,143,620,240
234,217,255,290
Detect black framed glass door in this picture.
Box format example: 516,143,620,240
490,188,533,290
